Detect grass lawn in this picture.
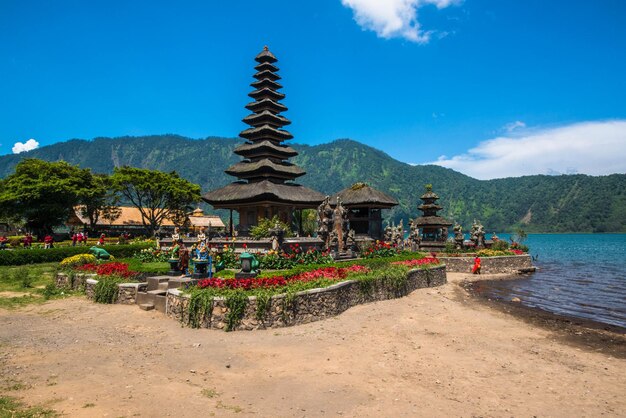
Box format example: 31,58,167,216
0,262,62,309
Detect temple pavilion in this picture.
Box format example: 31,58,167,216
203,47,324,235
413,184,452,251
330,183,398,240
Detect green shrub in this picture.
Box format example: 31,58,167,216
249,216,293,239
0,242,154,266
93,276,125,304
13,267,33,288
490,240,509,251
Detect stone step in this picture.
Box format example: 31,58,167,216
136,292,155,306
139,303,154,311
167,277,198,289
157,282,169,291
154,295,167,313
147,289,167,296
146,276,170,291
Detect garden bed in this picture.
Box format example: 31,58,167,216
166,264,446,331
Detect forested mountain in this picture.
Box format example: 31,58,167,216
1,135,625,232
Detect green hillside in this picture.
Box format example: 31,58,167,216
1,135,625,233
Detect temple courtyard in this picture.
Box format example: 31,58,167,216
1,273,624,417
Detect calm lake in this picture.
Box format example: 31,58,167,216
475,233,626,329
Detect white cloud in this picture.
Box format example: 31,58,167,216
341,0,461,43
12,139,39,154
504,120,526,132
428,121,626,180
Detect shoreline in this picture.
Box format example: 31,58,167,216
451,272,626,359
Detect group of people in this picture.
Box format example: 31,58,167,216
71,231,89,246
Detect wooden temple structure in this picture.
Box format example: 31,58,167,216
413,184,452,251
330,183,398,240
202,47,324,235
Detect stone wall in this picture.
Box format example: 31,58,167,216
62,274,146,305
439,254,533,274
55,272,97,290
166,265,447,331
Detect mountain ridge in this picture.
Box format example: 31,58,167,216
1,134,624,233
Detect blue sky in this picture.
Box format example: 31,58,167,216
1,0,625,179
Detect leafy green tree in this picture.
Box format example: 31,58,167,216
0,159,93,237
111,166,201,236
79,173,121,230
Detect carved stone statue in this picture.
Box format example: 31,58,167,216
317,196,334,250
392,219,404,248
383,224,392,242
453,224,464,249
470,219,486,248
407,220,421,251
333,197,347,252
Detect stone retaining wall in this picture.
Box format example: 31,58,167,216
439,254,533,274
59,273,146,305
166,265,447,331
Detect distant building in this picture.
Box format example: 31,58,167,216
68,206,225,234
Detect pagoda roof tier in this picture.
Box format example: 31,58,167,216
203,180,325,207
420,191,440,200
245,98,288,114
255,47,277,63
331,183,398,208
243,110,291,128
225,159,305,179
240,124,293,141
248,87,285,101
418,203,443,211
251,78,283,91
254,62,279,73
253,70,281,81
234,140,298,158
413,216,453,227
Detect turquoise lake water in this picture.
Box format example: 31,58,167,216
475,233,626,328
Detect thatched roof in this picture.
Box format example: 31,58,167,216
331,183,398,208
248,87,285,101
413,216,453,227
240,124,293,141
243,110,290,127
234,141,298,158
255,46,277,63
245,98,287,113
225,160,305,178
251,78,283,91
203,180,325,207
253,70,280,81
254,62,279,73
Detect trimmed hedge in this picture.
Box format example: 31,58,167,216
0,242,154,266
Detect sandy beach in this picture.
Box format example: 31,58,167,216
1,272,625,417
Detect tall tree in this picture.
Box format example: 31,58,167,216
111,166,201,236
0,159,93,237
79,174,121,230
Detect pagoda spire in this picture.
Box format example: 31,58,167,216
226,46,304,183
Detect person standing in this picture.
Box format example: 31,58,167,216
472,256,481,274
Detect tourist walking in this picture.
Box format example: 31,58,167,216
44,234,54,249
23,233,33,248
472,256,481,274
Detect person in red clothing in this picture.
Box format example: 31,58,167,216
44,234,54,249
98,233,105,246
23,233,33,248
0,235,7,250
72,232,78,246
472,256,481,274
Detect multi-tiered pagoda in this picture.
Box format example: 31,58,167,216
413,184,452,251
203,47,324,235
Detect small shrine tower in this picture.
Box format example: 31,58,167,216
413,184,452,251
203,47,324,235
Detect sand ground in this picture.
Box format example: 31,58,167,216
1,273,625,417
